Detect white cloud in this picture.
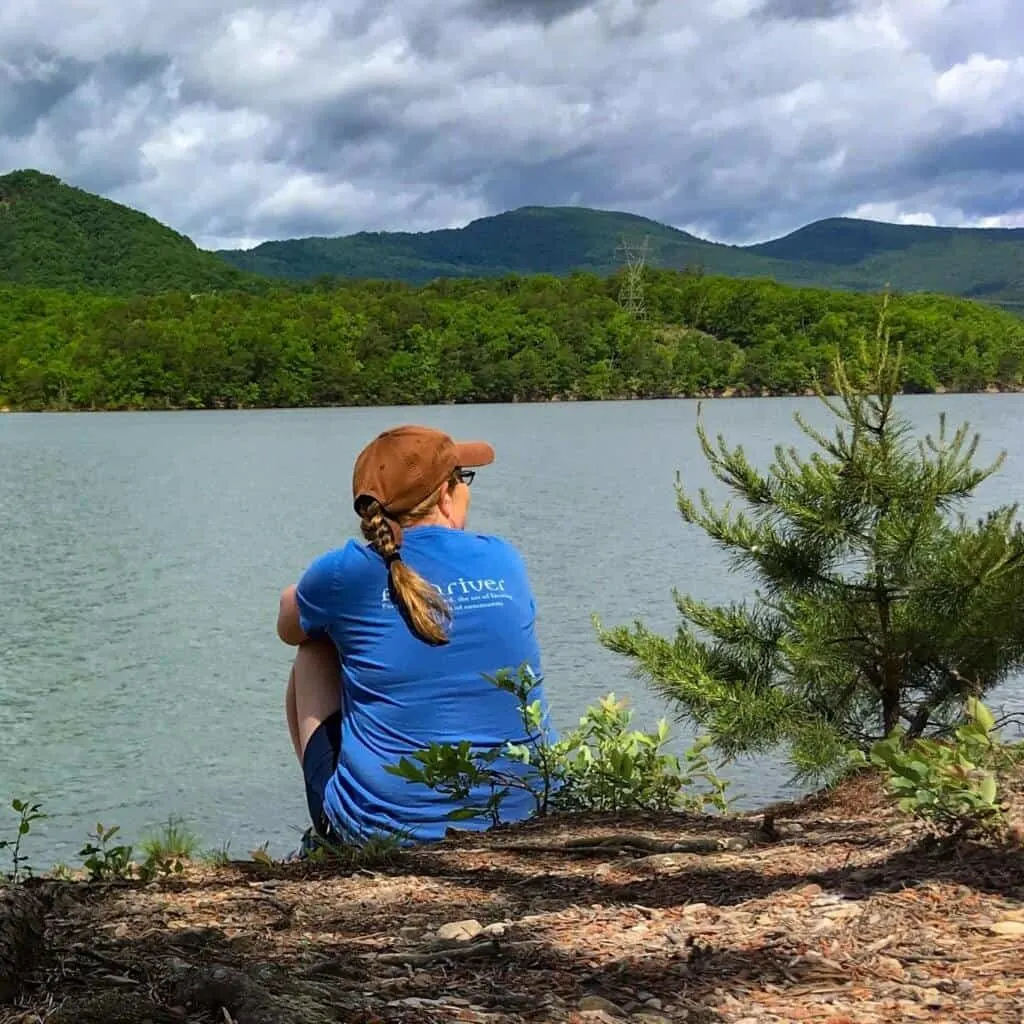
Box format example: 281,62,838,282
0,0,1022,248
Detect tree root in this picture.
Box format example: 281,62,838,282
502,833,756,856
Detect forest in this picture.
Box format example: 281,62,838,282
2,269,1023,411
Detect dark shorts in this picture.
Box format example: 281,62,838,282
302,710,342,839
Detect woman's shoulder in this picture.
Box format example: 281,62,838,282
460,531,530,572
304,537,375,577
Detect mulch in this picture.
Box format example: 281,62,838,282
2,772,1023,1024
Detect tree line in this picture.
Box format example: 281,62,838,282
2,269,1023,410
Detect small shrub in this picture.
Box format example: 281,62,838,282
387,665,563,826
0,798,46,883
556,694,730,814
387,665,731,827
303,829,408,869
141,815,199,861
79,823,134,881
201,840,232,866
138,815,199,879
860,698,1009,835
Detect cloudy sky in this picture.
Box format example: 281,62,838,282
1,0,1022,249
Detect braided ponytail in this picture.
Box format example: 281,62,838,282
359,499,452,645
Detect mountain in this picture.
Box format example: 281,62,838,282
749,218,1024,305
2,169,1023,307
217,207,1024,307
0,170,252,294
216,205,793,283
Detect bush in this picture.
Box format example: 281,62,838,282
386,665,730,827
859,698,1013,835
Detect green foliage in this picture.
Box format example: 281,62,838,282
0,170,256,295
2,270,1024,411
387,665,556,827
0,798,46,883
79,823,134,882
301,830,408,869
857,699,1010,834
599,298,1024,782
201,841,233,866
387,666,730,826
136,817,199,881
556,695,730,814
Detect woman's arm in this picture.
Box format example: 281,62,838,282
277,584,310,646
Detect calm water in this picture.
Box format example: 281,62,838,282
4,395,1024,865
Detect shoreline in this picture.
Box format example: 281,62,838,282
4,383,1024,414
4,771,1023,1023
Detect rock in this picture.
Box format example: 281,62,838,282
916,987,950,1008
875,956,905,979
989,919,1024,936
631,1014,672,1024
643,998,663,1010
481,922,507,937
579,995,625,1015
435,919,483,942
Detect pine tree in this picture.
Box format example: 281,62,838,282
598,300,1024,781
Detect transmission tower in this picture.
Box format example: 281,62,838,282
617,236,649,321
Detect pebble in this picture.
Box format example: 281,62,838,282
578,995,625,1015
989,919,1024,936
435,919,483,941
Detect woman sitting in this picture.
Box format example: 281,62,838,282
276,424,554,848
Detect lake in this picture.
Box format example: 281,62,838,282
4,394,1024,866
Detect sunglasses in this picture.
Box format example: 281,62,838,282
455,469,476,486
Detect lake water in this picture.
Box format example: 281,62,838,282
4,395,1024,866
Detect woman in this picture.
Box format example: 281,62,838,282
276,424,554,848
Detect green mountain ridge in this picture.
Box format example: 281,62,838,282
0,169,254,295
2,168,1024,306
217,206,1024,307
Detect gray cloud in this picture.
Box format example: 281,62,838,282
1,0,1023,249
758,0,859,20
465,0,600,24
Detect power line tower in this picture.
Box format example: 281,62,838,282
617,236,649,321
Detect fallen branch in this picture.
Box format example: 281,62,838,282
373,938,537,967
502,834,755,856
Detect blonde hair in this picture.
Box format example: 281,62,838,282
358,475,458,645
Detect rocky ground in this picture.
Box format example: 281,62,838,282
2,773,1024,1024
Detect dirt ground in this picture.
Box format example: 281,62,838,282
3,773,1024,1024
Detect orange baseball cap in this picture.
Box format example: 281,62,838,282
352,425,495,516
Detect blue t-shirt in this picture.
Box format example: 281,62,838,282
295,525,553,843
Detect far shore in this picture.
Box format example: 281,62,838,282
5,383,1024,414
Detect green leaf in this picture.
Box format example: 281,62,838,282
979,773,998,805
447,807,485,821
